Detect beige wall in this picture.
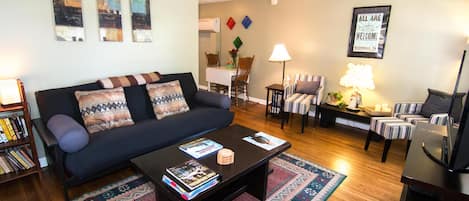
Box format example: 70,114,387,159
0,0,199,118
0,0,198,165
200,0,469,106
199,32,219,86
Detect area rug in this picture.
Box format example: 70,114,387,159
72,153,346,201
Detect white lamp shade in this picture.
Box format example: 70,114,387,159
0,79,21,105
269,44,291,62
340,63,375,90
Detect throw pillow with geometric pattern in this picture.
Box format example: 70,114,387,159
146,80,190,120
75,87,135,134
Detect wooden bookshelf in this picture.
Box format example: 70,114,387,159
0,137,31,150
0,104,24,113
0,79,40,184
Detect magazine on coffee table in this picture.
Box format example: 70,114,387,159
178,138,223,159
242,132,286,151
166,159,219,191
162,174,218,200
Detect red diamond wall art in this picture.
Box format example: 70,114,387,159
226,17,236,30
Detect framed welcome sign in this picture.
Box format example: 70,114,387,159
347,6,391,59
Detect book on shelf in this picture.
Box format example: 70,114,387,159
242,132,286,151
6,153,22,171
0,155,12,174
165,159,218,192
0,146,35,175
0,125,7,143
178,138,223,159
162,174,218,200
0,115,29,144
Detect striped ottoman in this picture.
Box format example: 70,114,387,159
281,93,313,133
364,117,415,162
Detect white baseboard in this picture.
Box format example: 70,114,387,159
199,84,369,130
248,96,266,105
39,157,48,168
198,85,208,90
336,118,370,130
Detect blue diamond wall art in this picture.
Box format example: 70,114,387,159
242,16,252,29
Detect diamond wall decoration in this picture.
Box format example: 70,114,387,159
233,37,243,49
242,16,252,29
226,17,236,30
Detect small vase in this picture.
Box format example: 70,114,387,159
232,56,237,68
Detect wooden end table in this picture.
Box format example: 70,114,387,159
265,84,284,118
317,103,390,127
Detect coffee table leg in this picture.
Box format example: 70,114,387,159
246,162,269,201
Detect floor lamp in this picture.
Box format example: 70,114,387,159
269,44,291,85
448,38,468,115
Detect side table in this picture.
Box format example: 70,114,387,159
317,103,374,127
265,84,284,117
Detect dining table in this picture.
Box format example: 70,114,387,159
206,66,237,98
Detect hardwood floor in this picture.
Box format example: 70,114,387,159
0,103,406,201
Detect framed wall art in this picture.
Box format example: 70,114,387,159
347,5,391,59
130,0,152,42
53,0,85,42
97,0,123,42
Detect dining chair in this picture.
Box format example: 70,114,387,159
231,55,255,106
205,52,220,67
205,52,224,92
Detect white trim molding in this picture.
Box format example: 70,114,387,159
39,157,48,168
198,84,370,130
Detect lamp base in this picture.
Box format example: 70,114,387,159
347,91,362,111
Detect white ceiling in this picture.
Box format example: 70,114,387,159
199,0,232,4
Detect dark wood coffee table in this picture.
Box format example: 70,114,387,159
131,125,291,201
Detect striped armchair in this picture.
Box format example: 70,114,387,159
281,74,325,133
365,102,450,162
393,103,450,125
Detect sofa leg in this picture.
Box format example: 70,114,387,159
405,140,412,158
63,184,70,201
382,140,392,162
364,130,373,151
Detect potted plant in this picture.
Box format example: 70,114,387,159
326,91,347,109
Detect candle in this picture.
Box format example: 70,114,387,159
217,148,234,165
374,104,382,112
382,104,389,111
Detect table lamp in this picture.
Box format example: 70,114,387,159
0,79,21,105
339,63,375,110
269,44,291,85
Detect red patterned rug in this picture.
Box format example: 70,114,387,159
73,153,346,201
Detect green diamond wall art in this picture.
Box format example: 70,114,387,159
233,37,243,49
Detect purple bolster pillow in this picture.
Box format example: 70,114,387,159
47,114,89,153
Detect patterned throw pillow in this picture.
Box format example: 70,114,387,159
75,87,134,134
98,72,161,89
146,80,190,119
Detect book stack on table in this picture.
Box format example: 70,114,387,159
162,159,219,200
